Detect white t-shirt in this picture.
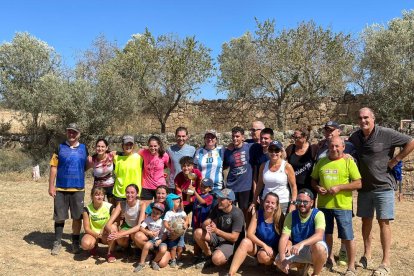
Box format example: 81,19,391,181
163,210,187,237
121,200,140,227
262,160,290,203
141,216,164,238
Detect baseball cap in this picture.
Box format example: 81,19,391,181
268,140,283,150
204,129,217,138
66,123,80,133
152,202,165,213
216,188,236,201
298,188,314,200
122,135,134,144
201,178,213,187
324,121,340,130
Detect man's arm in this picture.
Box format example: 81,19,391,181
290,228,325,256
48,166,57,197
328,179,361,195
389,139,414,169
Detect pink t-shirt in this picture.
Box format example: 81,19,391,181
139,149,169,190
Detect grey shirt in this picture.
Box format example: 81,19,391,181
349,125,412,192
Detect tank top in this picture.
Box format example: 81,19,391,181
262,160,290,203
92,153,115,187
85,201,112,234
255,210,280,250
287,144,314,191
121,200,140,227
56,143,88,189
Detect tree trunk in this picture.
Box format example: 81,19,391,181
160,122,166,133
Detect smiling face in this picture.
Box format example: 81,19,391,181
232,131,244,148
292,130,306,146
125,186,138,202
358,108,375,134
267,146,282,161
175,130,188,147
263,193,278,214
66,129,80,144
328,136,345,160
295,193,313,216
323,127,340,140
148,140,160,155
181,163,193,175
155,187,167,203
122,142,134,155
95,140,108,156
92,190,105,205
260,133,272,149
204,134,217,149
250,122,263,142
151,208,163,220
218,197,231,210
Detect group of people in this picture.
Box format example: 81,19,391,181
48,107,414,276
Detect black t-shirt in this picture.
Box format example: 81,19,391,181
349,125,412,191
209,205,245,236
287,144,314,191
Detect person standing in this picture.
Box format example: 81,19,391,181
224,127,254,220
311,136,361,275
166,127,196,194
246,121,265,144
48,123,88,255
349,107,414,275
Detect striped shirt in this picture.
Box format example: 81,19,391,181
194,146,225,190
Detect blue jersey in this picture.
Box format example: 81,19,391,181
56,143,88,189
194,146,225,191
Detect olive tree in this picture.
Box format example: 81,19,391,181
113,29,214,133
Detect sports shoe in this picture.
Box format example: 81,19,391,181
72,241,81,254
51,241,62,255
89,245,98,257
151,261,160,271
356,256,368,269
107,253,116,263
176,259,184,267
338,249,348,266
195,255,212,269
169,258,177,268
133,263,145,272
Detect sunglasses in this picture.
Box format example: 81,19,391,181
268,148,281,153
295,200,310,206
250,128,262,132
291,135,303,140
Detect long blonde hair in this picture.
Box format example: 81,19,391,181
263,192,285,235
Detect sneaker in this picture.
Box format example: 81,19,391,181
195,255,212,269
133,263,146,272
177,259,184,267
89,245,98,257
151,261,160,271
169,258,177,268
107,253,116,263
51,241,62,255
338,249,348,266
72,241,81,254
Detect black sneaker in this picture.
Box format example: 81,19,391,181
72,241,82,254
195,255,212,269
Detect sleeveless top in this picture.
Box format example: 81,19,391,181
56,143,88,189
85,201,112,234
113,152,143,198
262,160,290,203
256,209,280,250
291,208,319,245
92,153,115,187
121,200,140,227
287,144,314,191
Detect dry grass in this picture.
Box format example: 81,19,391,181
0,174,413,276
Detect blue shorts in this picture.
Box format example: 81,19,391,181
357,190,395,220
320,208,354,240
149,239,167,251
166,237,181,249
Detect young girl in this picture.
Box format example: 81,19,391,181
134,203,169,272
81,187,117,262
89,138,115,204
139,136,169,203
105,184,146,250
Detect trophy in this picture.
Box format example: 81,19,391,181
186,172,197,201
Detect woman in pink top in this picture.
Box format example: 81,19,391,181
139,136,169,203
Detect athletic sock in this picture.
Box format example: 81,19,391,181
72,234,80,243
54,222,65,243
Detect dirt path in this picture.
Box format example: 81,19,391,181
0,174,413,275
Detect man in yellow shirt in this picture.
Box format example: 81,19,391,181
311,136,361,275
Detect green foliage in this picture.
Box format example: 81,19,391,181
112,30,214,133
357,10,414,127
0,32,62,130
218,20,355,129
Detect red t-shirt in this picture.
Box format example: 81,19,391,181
174,168,202,206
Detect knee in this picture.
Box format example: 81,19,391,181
257,251,271,264
239,238,251,250
81,236,95,250
312,243,327,258
194,228,203,240
212,250,227,266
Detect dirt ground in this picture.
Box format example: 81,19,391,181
0,172,413,276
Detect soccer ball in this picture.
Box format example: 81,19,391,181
170,217,185,237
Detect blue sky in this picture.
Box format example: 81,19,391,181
0,1,412,99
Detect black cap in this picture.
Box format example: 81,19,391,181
298,188,314,200
324,121,340,129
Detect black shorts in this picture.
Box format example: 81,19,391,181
234,190,250,209
54,190,85,221
141,188,157,200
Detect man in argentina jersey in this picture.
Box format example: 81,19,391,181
194,129,225,193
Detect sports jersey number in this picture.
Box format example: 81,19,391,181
205,157,214,164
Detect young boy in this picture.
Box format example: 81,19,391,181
134,203,167,272
190,178,214,259
163,193,189,268
174,156,202,214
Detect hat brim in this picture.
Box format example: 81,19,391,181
66,128,80,133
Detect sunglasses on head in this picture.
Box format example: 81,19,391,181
295,200,310,206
